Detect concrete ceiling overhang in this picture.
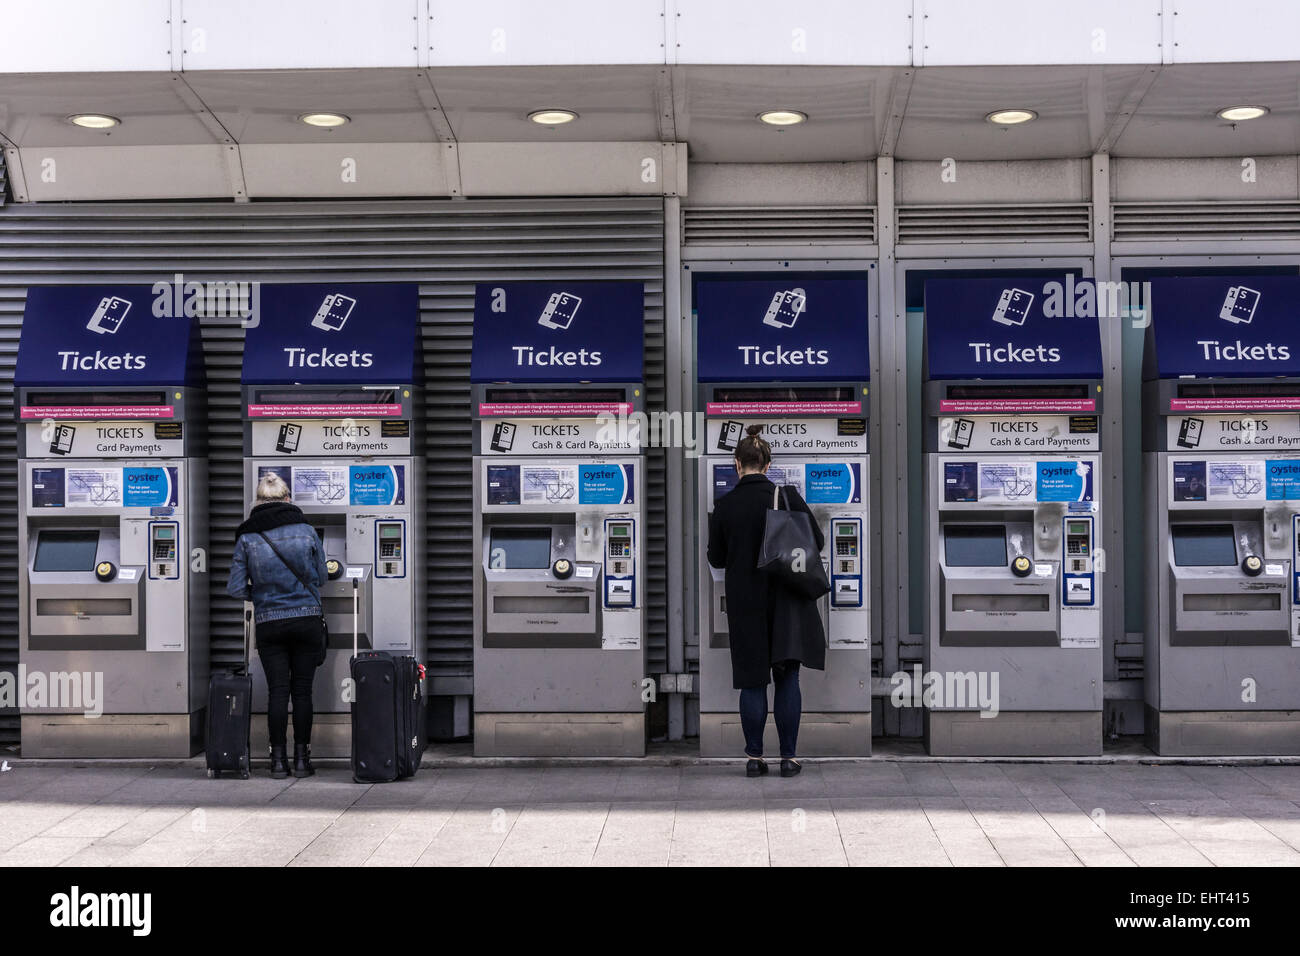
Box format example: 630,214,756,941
0,62,1296,199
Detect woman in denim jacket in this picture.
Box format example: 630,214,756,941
227,473,328,779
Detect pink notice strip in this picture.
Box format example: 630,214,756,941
21,405,175,420
1170,397,1300,412
247,404,403,418
938,399,1097,413
478,402,633,416
705,401,863,415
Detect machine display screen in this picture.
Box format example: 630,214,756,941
26,390,168,407
254,388,398,405
709,386,855,403
944,526,1008,567
945,384,1090,400
34,530,100,571
1172,525,1237,567
489,529,553,569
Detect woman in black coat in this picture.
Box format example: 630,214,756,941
707,425,825,778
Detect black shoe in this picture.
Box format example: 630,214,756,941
745,758,769,778
269,745,291,779
292,743,315,778
780,759,802,778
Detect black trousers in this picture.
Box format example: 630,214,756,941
256,615,320,749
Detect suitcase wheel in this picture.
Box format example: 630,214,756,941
240,771,250,780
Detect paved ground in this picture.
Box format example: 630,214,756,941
5,759,1300,865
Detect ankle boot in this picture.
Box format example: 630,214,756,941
269,745,291,779
293,743,315,778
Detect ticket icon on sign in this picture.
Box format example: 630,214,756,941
539,292,582,330
1219,286,1260,325
763,288,806,329
311,293,357,332
87,296,131,335
992,288,1033,327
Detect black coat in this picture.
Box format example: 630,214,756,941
707,473,826,689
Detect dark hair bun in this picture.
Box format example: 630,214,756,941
745,424,764,437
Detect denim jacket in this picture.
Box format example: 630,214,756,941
226,513,328,625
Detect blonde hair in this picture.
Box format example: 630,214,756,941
256,473,291,503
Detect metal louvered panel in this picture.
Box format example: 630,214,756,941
683,205,875,245
1113,201,1300,242
897,203,1092,243
0,198,667,745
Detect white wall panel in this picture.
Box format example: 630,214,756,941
428,0,667,66
673,0,912,65
1172,0,1300,64
181,0,420,70
0,0,173,73
240,142,454,197
17,145,232,200
685,162,874,205
458,141,685,195
898,158,1091,204
1112,156,1300,201
917,0,1162,66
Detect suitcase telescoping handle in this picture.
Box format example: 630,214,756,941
352,577,359,660
243,607,252,675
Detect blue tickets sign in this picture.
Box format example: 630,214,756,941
470,282,645,383
578,463,635,505
15,286,204,388
1144,276,1300,379
804,462,862,504
349,465,405,506
695,275,870,382
924,278,1104,380
242,284,420,385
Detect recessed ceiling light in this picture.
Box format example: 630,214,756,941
297,112,350,128
986,109,1038,126
66,114,120,129
758,109,808,126
1217,105,1269,122
528,109,579,126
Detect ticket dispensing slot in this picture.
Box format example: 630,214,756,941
28,527,144,645
482,520,601,647
940,520,1059,647
1168,520,1288,646
1062,516,1094,606
603,518,636,608
831,517,863,608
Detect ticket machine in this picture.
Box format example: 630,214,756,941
16,286,207,756
471,281,647,756
694,274,874,756
1143,276,1300,754
241,284,423,756
922,278,1104,755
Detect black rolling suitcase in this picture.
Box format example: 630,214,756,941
349,580,426,783
206,608,253,779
